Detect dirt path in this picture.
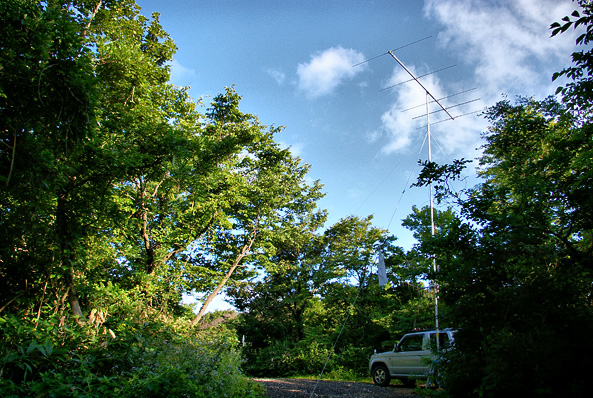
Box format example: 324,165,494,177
254,378,416,398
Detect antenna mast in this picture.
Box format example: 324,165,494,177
387,50,455,340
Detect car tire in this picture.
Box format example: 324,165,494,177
372,364,391,387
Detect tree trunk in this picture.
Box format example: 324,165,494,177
136,178,158,275
140,208,156,275
68,267,83,318
57,192,84,317
191,233,257,326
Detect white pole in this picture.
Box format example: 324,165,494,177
426,91,439,349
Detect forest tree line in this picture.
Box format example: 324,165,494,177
1,1,592,397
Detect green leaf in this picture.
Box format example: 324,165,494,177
26,342,38,355
43,339,53,357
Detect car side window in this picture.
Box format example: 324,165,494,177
430,332,451,349
398,334,424,352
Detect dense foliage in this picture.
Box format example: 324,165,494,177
3,0,591,396
1,0,414,394
0,302,263,397
228,211,452,379
410,2,593,396
0,0,318,395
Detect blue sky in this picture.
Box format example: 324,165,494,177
137,0,581,310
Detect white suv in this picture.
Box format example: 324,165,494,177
369,329,455,387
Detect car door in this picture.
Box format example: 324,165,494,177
388,333,427,376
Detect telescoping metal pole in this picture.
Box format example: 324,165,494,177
387,50,453,347
426,90,439,349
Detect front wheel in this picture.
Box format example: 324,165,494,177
372,364,391,387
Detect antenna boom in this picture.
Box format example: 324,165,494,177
387,51,455,121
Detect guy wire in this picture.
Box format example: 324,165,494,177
353,139,419,215
386,133,427,230
309,267,368,398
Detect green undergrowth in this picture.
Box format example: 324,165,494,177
0,309,264,398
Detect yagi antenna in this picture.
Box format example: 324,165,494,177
355,40,478,350
385,50,455,349
387,50,455,121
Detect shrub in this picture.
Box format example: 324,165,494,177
332,345,373,378
1,307,263,397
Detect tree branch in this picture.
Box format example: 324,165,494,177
191,230,258,326
4,130,16,186
82,1,103,37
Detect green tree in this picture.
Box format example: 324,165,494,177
393,205,461,332
230,215,405,377
189,111,326,325
551,0,593,115
401,205,458,279
432,69,593,398
0,2,268,396
110,87,260,314
405,3,593,396
0,1,280,321
228,211,329,375
0,0,102,317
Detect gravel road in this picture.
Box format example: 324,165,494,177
254,378,416,398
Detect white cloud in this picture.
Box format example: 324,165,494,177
378,0,579,159
170,59,196,86
297,46,367,98
379,66,487,160
424,0,577,99
265,68,286,85
379,68,443,152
